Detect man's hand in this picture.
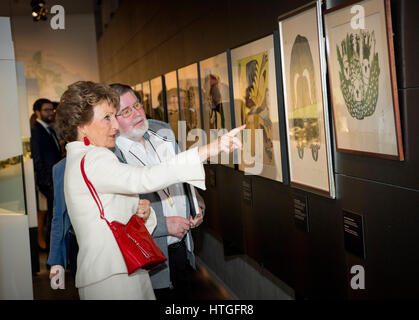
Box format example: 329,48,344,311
137,199,151,220
190,206,204,229
167,216,190,239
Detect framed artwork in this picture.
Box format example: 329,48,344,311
199,51,234,166
150,76,165,122
324,0,404,160
141,80,152,118
133,83,142,93
231,34,284,182
278,1,335,197
164,71,180,140
132,82,146,114
177,63,202,149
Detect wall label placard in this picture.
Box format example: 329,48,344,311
208,167,216,188
343,210,366,259
242,178,253,207
293,192,309,232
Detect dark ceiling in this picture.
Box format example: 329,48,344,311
0,0,95,17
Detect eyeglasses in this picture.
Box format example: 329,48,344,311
116,101,143,118
41,108,55,113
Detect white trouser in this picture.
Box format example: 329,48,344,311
78,270,156,300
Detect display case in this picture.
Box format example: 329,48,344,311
0,155,26,215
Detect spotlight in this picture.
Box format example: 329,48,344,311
30,0,48,22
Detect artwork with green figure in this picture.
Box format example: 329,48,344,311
238,52,274,166
289,35,321,161
336,30,380,120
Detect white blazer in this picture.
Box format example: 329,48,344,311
64,141,205,288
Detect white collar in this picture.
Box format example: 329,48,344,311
115,133,167,162
115,135,143,154
36,119,50,131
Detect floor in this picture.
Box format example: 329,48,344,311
32,252,230,300
32,252,79,300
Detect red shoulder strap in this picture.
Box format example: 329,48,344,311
80,155,107,222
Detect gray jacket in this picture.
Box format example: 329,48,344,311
113,119,202,289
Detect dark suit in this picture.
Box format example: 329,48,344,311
31,120,62,255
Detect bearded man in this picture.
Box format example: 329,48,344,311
31,98,63,257
110,83,205,300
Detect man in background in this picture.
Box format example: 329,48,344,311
31,98,62,258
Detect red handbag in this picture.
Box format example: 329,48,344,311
80,155,167,274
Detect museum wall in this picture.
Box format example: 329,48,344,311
11,13,100,115
97,0,419,299
327,0,419,299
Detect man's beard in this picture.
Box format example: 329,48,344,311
41,114,53,124
120,116,149,140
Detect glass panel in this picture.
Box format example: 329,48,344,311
0,155,26,214
22,137,31,160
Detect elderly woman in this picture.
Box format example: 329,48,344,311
55,81,242,300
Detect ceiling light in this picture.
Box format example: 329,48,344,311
30,0,48,22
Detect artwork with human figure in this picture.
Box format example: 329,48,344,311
324,0,403,160
208,74,225,130
177,63,202,150
231,35,283,182
279,1,335,197
141,80,152,118
199,52,233,166
164,71,180,141
133,83,147,117
150,76,165,122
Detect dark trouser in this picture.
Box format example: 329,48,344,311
69,232,79,279
46,196,53,256
154,238,192,301
39,187,54,257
